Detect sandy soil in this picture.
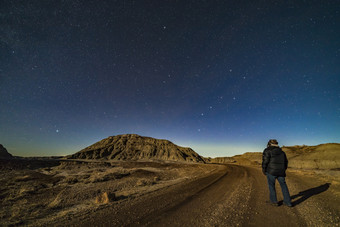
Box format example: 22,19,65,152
0,159,218,226
1,159,339,226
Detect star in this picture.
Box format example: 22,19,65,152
1,0,338,158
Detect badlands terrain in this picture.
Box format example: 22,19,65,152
0,135,339,226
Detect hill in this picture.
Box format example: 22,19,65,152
206,154,260,166
67,134,205,163
207,143,340,170
0,144,12,159
282,143,340,169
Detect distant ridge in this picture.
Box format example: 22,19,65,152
67,134,205,163
206,143,340,169
0,144,13,159
282,143,340,169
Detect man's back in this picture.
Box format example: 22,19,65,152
262,146,288,177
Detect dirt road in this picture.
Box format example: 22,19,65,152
64,164,340,226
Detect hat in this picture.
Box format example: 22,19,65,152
267,139,278,147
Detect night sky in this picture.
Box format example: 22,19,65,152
1,1,339,157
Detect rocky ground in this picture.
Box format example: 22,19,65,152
1,159,339,226
0,159,217,226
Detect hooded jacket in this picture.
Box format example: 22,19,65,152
262,146,288,177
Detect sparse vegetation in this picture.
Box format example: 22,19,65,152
0,159,215,226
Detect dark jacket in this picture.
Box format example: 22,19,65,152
262,146,288,177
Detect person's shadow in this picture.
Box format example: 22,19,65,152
282,183,331,206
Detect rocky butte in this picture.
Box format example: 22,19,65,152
67,134,205,163
0,144,12,159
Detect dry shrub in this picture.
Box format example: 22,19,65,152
65,176,78,184
95,192,116,204
154,176,160,182
14,175,32,182
91,172,130,183
136,179,155,186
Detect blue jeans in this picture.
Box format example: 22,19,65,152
266,173,292,205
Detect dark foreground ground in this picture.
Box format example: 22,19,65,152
1,159,339,226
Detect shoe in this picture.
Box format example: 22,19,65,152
283,202,293,207
266,201,279,206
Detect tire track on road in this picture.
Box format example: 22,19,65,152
141,164,248,226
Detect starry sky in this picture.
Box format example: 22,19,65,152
1,1,339,157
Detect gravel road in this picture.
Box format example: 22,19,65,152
65,164,340,226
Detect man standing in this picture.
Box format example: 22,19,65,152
262,139,292,207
